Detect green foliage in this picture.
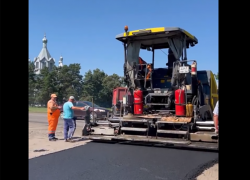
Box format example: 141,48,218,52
29,106,47,113
100,74,124,107
214,73,219,80
81,69,107,104
29,61,36,105
28,63,123,108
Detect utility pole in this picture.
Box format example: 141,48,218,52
91,96,95,124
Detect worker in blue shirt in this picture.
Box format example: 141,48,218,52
63,96,85,142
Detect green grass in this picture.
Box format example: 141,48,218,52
29,106,112,113
29,106,47,113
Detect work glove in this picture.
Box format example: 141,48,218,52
84,105,90,110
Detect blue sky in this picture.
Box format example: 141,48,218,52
29,0,218,76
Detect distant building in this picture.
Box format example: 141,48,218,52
31,34,64,74
58,56,63,67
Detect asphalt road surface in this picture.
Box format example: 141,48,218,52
29,112,86,126
29,113,218,180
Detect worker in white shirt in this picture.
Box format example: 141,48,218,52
213,101,219,134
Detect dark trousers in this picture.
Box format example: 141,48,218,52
72,119,76,136
48,133,55,139
63,118,75,140
82,116,90,136
67,118,76,136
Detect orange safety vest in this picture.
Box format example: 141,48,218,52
47,100,58,113
146,64,152,80
139,57,146,70
139,57,152,80
47,100,61,134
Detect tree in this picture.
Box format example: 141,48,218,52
28,61,36,105
100,74,123,107
28,64,123,107
35,67,56,105
214,73,219,80
81,69,107,105
81,69,123,107
54,64,83,103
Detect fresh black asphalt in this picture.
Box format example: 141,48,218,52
29,141,218,180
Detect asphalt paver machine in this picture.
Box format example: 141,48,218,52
89,26,218,151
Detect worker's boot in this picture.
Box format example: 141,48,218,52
82,128,87,136
65,138,74,142
49,134,57,141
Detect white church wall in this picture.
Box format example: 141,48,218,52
32,35,63,74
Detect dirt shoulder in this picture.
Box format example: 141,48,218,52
196,163,218,180
29,121,91,159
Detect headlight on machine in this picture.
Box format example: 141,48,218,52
98,109,105,112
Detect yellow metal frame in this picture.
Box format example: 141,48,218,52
122,27,196,41
123,27,165,36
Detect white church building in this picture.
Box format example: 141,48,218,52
30,34,63,74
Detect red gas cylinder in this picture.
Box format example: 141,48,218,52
191,61,197,76
134,89,143,115
175,89,186,116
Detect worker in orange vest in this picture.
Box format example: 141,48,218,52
47,94,61,141
139,57,152,80
138,57,147,71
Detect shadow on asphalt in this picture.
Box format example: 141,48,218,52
90,141,218,153
57,136,82,140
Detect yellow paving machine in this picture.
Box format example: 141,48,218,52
89,26,218,151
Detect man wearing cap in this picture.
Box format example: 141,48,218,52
63,96,85,142
47,94,62,141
